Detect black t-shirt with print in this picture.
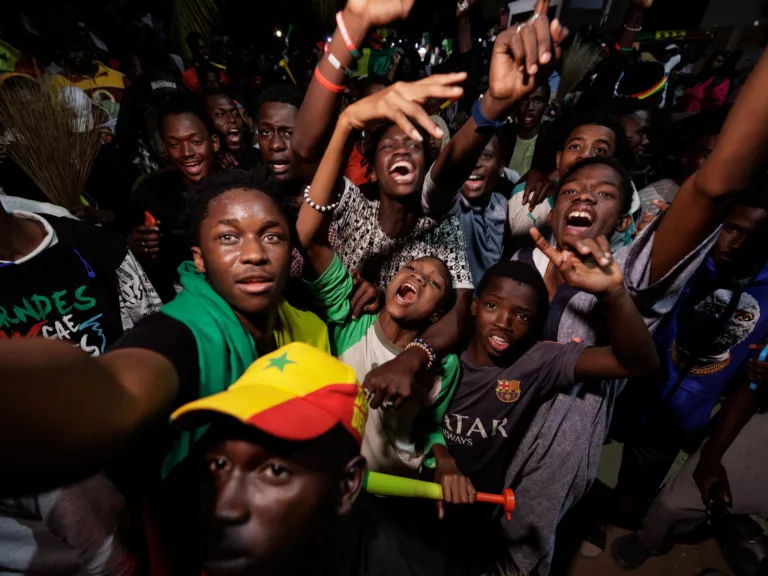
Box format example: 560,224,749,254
0,215,128,355
445,340,586,494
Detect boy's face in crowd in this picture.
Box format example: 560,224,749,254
161,112,219,184
192,188,290,316
556,124,616,180
622,110,650,164
385,258,451,325
258,102,298,182
372,124,426,198
461,136,503,203
711,204,768,276
471,276,540,363
201,426,364,576
682,134,717,174
514,85,548,131
549,163,631,244
207,94,245,153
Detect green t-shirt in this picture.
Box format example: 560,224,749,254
508,134,538,176
307,255,460,475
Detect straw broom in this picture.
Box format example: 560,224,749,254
0,74,106,208
555,35,604,105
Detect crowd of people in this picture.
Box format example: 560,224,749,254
1,0,767,575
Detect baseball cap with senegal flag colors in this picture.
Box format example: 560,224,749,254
171,342,368,445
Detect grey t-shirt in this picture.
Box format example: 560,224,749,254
505,215,720,575
445,341,586,494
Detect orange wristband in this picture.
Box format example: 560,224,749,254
314,67,345,93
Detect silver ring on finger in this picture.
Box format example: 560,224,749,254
383,400,395,409
529,12,540,24
516,23,525,34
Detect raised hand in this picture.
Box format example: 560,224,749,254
345,0,416,28
531,228,623,295
489,0,568,103
341,73,466,141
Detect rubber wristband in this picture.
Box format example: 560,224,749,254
336,11,361,58
471,98,506,130
314,67,345,93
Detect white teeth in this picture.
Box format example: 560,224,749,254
468,175,482,181
568,210,593,223
491,335,508,344
390,161,414,173
403,282,416,291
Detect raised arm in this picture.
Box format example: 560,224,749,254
291,0,415,172
0,340,178,496
531,229,659,378
296,76,466,277
425,0,568,216
651,48,768,284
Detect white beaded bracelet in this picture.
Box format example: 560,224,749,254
303,185,340,213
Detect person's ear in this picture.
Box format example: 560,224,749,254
369,168,378,183
338,455,366,517
471,297,478,317
192,246,207,274
546,209,553,228
212,134,220,154
555,151,561,171
616,214,633,233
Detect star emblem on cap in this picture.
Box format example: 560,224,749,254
265,352,296,372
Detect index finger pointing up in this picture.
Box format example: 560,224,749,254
530,227,561,264
534,0,550,15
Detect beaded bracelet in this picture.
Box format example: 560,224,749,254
405,338,437,370
303,185,340,213
314,67,345,94
623,23,642,32
336,11,361,58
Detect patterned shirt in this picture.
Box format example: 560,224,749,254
333,178,473,291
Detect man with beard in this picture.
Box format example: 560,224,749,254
609,179,768,535
204,91,261,170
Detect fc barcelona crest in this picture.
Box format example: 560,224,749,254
496,380,521,403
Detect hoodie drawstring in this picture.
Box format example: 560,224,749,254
73,249,96,278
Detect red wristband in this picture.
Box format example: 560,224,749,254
314,67,345,93
336,11,361,58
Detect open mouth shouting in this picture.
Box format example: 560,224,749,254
394,281,419,305
463,172,486,193
226,128,241,149
488,331,511,353
564,208,595,237
389,160,417,185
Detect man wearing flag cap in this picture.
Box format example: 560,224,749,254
172,343,461,576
